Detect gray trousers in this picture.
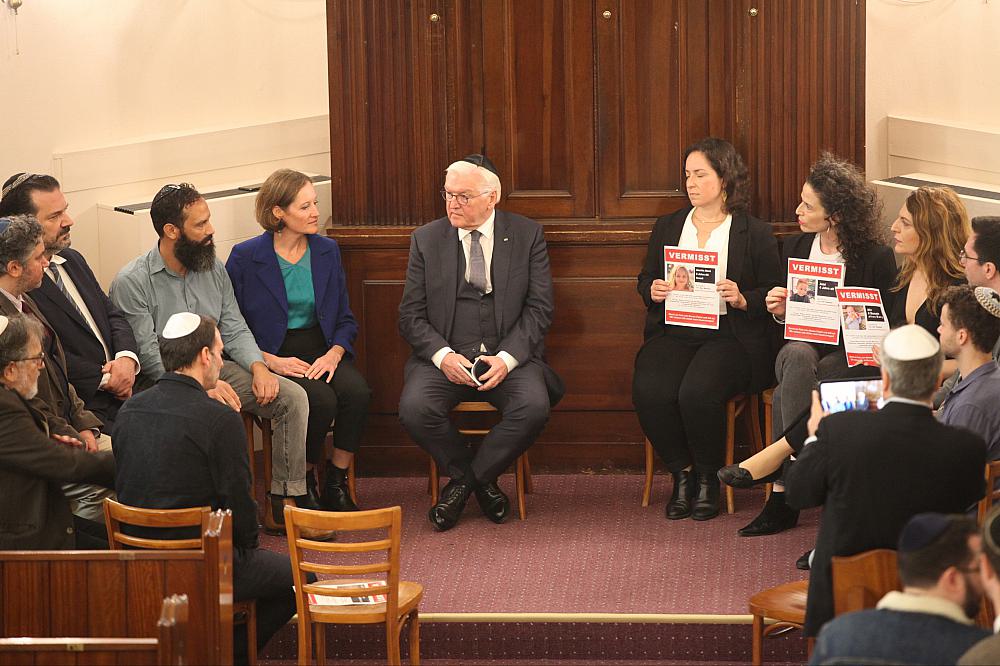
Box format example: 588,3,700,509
220,361,310,497
772,343,852,441
63,432,115,522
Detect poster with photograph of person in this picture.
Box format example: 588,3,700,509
663,246,720,330
784,259,844,345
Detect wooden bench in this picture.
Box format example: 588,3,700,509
0,511,234,665
0,593,188,665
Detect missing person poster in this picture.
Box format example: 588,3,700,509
836,287,890,367
784,259,845,345
663,246,720,330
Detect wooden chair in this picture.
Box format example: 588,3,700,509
978,460,1000,524
103,499,257,665
831,549,900,616
748,579,810,666
428,401,533,520
285,505,422,665
642,392,764,513
243,413,358,508
0,594,188,665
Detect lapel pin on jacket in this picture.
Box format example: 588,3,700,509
503,237,509,242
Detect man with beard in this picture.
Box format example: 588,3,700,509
0,312,115,550
110,184,316,527
0,173,140,429
811,513,990,665
112,312,302,664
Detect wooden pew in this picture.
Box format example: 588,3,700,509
0,511,233,665
0,593,187,665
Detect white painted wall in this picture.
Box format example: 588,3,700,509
866,0,1000,182
0,0,331,275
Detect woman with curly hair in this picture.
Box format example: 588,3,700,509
719,153,897,537
633,138,782,522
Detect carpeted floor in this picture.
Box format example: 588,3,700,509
260,474,817,616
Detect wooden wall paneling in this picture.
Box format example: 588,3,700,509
735,0,865,225
48,562,88,637
327,0,454,226
124,562,163,639
481,0,596,219
1,562,47,635
86,561,126,641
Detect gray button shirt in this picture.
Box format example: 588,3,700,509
939,360,1000,460
109,244,264,382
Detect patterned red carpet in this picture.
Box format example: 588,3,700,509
260,474,817,615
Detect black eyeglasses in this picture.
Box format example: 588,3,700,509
13,351,45,366
441,190,490,206
960,249,986,265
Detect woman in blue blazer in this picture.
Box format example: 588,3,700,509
227,169,370,515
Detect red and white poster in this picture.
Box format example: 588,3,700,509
836,287,890,367
784,259,845,344
663,246,720,330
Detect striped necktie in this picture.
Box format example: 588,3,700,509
49,264,86,320
468,230,487,294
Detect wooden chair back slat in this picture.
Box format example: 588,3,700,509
300,561,392,576
831,549,900,616
297,538,393,554
302,583,390,597
978,461,1000,524
104,500,211,550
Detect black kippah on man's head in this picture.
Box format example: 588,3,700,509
462,154,500,178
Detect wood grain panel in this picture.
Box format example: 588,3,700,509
735,0,866,225
49,562,89,636
86,561,125,640
2,562,47,635
482,0,596,219
124,562,162,639
359,281,409,414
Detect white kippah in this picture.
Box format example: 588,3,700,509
0,315,8,338
975,287,1000,318
162,312,201,339
883,324,940,361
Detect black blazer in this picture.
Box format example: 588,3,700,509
637,207,783,392
29,248,138,424
785,402,986,636
398,210,564,405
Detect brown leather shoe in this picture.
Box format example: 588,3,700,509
264,495,336,541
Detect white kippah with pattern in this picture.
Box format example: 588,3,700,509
162,312,201,339
975,287,1000,319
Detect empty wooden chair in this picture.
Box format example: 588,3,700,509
427,401,532,520
285,505,422,665
748,579,809,666
0,593,187,666
643,392,764,512
103,499,257,665
831,548,900,616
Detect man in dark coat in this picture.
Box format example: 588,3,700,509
0,313,114,550
786,324,986,637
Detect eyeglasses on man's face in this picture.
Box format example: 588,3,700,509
12,351,45,367
440,190,491,206
960,249,986,265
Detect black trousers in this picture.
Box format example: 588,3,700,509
278,327,371,464
398,361,550,484
233,547,315,665
632,319,751,474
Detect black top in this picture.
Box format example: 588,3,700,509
111,373,258,550
637,207,783,392
888,275,966,336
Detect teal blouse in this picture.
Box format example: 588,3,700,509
277,245,318,330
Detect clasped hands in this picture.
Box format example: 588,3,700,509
441,352,508,391
651,278,748,310
100,357,139,400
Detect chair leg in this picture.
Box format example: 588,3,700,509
522,453,533,494
725,400,737,514
314,622,327,666
516,455,527,520
347,455,358,505
409,611,421,665
748,393,763,454
642,438,654,507
751,612,763,666
245,602,258,665
297,615,312,666
387,619,401,666
428,458,439,506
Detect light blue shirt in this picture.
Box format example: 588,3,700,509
110,244,265,382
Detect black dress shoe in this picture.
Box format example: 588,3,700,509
737,492,799,537
717,464,783,489
305,470,323,508
691,472,720,521
666,469,695,520
474,481,510,524
796,549,813,571
428,479,474,532
321,465,359,512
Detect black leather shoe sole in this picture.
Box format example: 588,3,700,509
718,464,783,489
796,550,812,570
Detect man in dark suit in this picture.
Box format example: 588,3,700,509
786,324,987,638
0,173,140,429
398,155,562,531
0,313,115,550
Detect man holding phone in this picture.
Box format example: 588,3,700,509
398,156,563,532
785,324,986,639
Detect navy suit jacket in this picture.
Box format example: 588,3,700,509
226,232,358,356
29,249,138,423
